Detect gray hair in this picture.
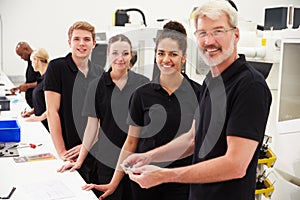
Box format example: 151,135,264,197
193,0,238,28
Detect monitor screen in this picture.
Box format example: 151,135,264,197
277,41,300,134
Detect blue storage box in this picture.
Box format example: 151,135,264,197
0,120,21,142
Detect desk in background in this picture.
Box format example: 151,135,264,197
0,72,97,200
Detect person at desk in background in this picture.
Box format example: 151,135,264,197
10,41,40,108
81,21,200,200
44,21,104,184
58,33,149,199
21,48,49,131
122,1,272,200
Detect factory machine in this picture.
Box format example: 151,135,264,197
235,5,300,200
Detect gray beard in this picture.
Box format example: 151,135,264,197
199,36,235,67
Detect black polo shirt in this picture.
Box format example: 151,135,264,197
191,54,272,200
44,53,104,149
25,59,40,108
128,73,201,168
32,74,48,131
82,67,149,171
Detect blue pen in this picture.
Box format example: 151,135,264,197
22,107,27,114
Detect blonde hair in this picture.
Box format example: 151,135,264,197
31,48,49,64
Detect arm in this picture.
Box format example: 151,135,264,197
24,110,47,122
21,108,34,118
111,125,141,183
13,81,38,92
24,81,38,89
58,117,99,172
45,90,66,160
129,136,258,188
82,125,141,199
78,117,99,164
124,120,196,167
36,111,47,121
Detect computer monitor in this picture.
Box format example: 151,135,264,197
276,40,300,134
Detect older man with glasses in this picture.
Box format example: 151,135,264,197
121,1,272,200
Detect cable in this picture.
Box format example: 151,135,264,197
124,8,147,27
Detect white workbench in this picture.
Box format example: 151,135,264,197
0,72,97,200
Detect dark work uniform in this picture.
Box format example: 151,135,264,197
25,59,40,108
44,53,104,183
32,74,48,131
191,54,272,200
82,67,149,200
128,73,201,200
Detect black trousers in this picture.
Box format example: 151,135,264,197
77,153,97,183
93,161,132,200
130,180,190,200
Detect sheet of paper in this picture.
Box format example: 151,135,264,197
21,179,75,200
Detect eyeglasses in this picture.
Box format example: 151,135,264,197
194,27,236,39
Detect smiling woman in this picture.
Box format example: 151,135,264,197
93,20,201,200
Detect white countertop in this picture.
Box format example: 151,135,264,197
0,72,97,200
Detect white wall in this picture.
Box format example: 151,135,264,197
0,0,299,77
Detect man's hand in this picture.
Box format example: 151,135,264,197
57,144,81,161
10,83,29,93
127,165,165,189
64,144,82,161
57,161,81,173
122,152,152,168
10,87,19,94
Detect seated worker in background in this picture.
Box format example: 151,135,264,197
11,41,41,108
21,48,50,131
